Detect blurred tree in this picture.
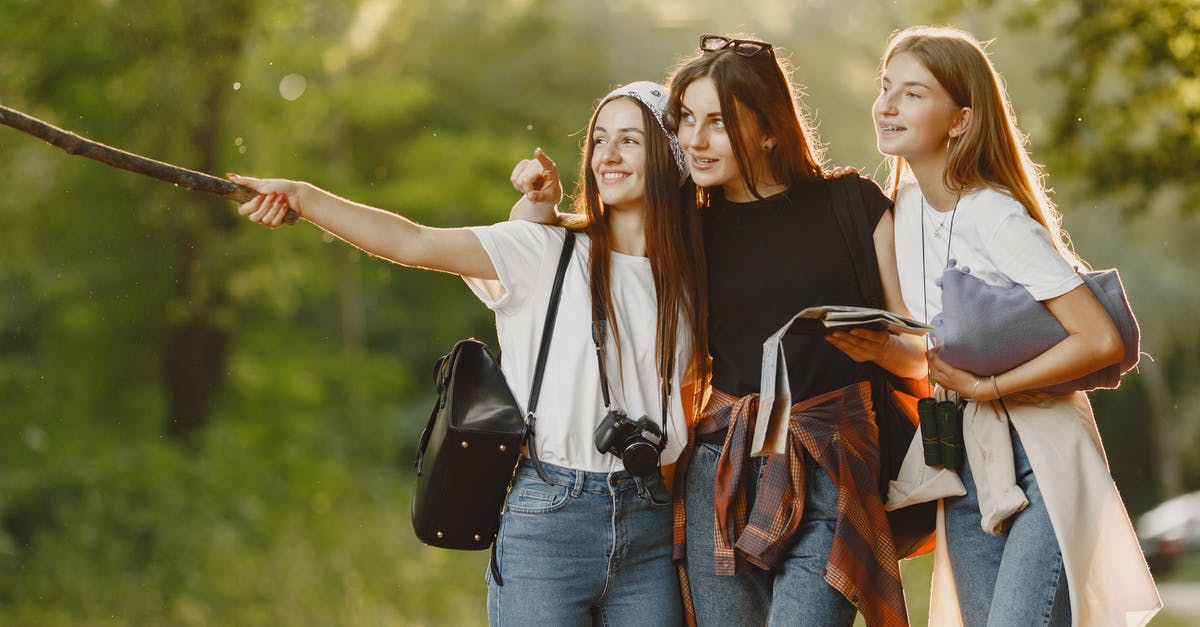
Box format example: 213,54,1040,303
0,1,707,620
162,0,259,441
1023,0,1200,196
946,0,1200,502
0,0,270,442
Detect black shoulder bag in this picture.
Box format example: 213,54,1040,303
411,231,576,557
829,176,936,559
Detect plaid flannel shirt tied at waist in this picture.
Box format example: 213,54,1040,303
674,381,908,627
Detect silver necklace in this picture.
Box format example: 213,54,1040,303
923,197,954,240
919,192,960,343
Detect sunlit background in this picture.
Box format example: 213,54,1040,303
2,0,1198,624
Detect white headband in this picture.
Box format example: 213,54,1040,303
597,81,688,178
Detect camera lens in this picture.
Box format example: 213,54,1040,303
622,441,659,476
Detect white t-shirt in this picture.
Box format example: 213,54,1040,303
463,221,690,472
894,184,1082,331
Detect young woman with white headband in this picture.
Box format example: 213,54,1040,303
228,81,707,625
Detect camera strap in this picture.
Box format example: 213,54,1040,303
592,312,673,505
590,310,670,448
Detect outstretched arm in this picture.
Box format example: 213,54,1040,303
508,148,564,224
227,173,497,280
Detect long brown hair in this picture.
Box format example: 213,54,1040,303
666,34,825,204
561,95,709,406
881,26,1079,264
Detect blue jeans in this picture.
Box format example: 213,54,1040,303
944,428,1071,627
487,459,681,626
684,442,857,627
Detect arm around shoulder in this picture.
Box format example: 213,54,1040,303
508,194,562,225
508,148,564,225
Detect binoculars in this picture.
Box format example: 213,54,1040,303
918,397,963,470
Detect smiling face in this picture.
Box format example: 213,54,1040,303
590,97,649,214
873,51,968,170
676,76,770,202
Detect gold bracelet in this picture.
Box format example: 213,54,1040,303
990,374,1002,400
970,377,983,400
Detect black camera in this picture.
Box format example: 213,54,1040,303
593,409,666,477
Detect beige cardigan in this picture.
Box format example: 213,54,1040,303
888,391,1162,626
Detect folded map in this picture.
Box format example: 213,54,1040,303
793,305,932,336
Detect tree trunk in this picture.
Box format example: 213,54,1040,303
164,316,230,439
163,2,251,441
1140,357,1182,498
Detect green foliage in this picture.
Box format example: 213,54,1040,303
1,0,646,621
0,406,489,625
1007,0,1200,195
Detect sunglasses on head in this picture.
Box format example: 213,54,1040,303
700,35,773,58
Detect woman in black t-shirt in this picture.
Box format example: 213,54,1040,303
665,35,926,626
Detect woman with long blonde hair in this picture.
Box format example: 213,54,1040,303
874,25,1160,625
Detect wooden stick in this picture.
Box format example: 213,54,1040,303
0,104,297,224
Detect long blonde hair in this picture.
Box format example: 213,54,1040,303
881,26,1080,265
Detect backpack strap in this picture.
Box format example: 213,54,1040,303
522,230,577,482
830,176,883,308
493,229,576,587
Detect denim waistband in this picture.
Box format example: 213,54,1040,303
515,458,638,494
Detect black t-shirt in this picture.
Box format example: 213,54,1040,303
703,176,892,400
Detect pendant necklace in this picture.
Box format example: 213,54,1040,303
920,191,960,401
923,197,954,240
919,192,960,345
